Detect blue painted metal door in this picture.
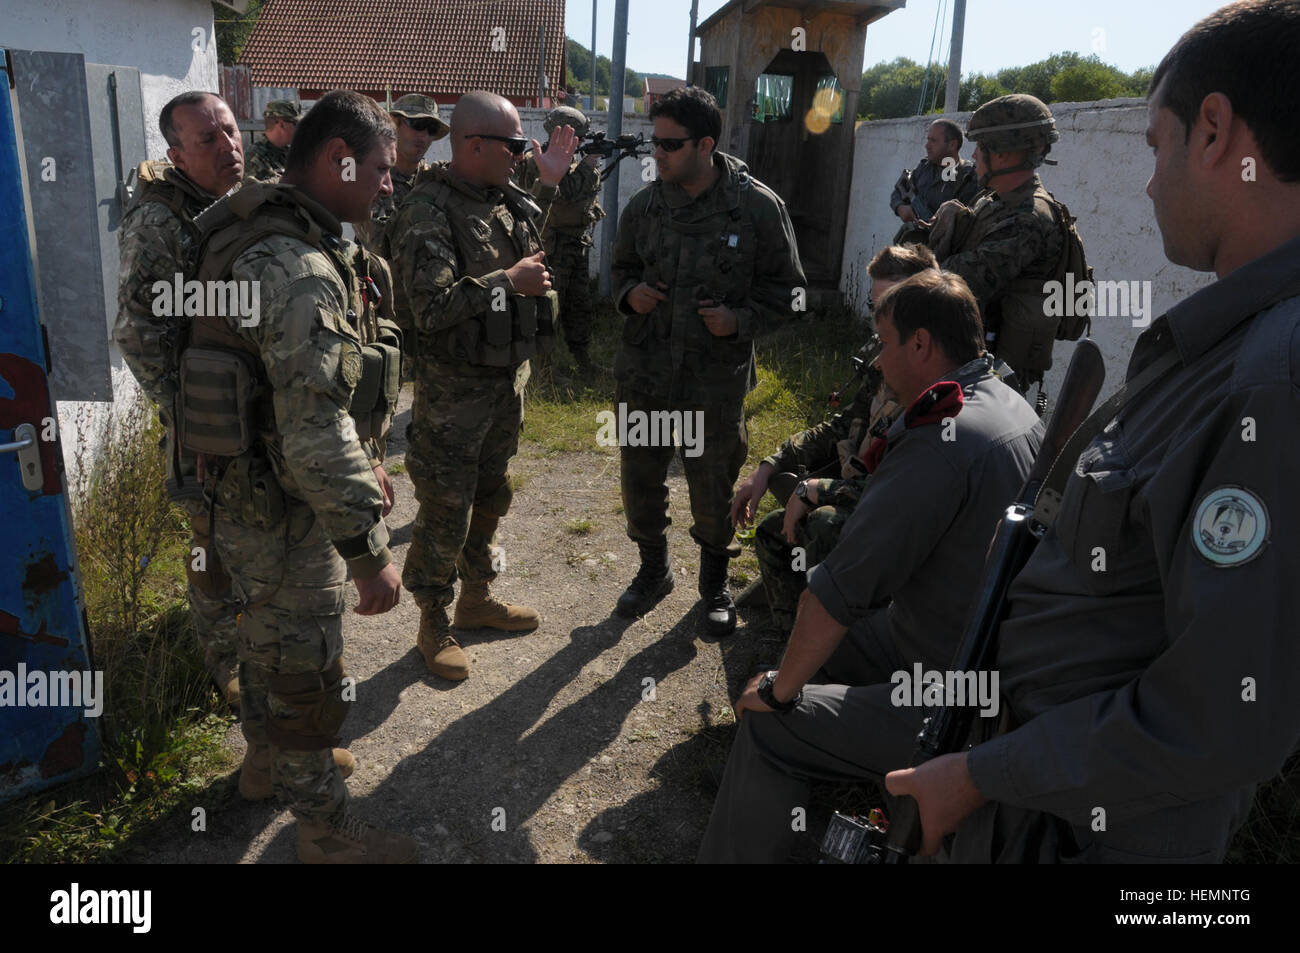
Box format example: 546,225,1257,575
0,54,102,801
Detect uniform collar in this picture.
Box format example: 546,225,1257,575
162,164,218,204
1155,233,1300,366
992,173,1042,207
660,151,745,213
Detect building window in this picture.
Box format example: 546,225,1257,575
753,73,793,123
705,66,730,108
815,74,846,124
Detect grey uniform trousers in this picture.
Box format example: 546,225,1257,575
697,608,928,863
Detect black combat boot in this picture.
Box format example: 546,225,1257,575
615,541,675,617
698,550,736,637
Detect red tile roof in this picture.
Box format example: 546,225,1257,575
644,76,686,96
239,0,565,101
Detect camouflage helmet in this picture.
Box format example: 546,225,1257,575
545,105,588,136
966,94,1058,157
263,99,303,122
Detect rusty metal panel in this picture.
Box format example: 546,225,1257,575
0,60,102,802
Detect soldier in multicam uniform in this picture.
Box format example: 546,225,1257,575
354,93,449,256
732,245,939,634
242,99,301,183
932,94,1073,400
113,91,244,705
610,87,805,636
186,91,411,863
515,106,606,373
387,91,578,681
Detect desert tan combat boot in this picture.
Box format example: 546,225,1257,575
239,743,357,801
418,606,469,680
296,811,418,864
453,580,540,631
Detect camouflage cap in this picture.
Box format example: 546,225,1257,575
966,94,1058,155
545,105,589,136
263,99,303,122
390,93,450,138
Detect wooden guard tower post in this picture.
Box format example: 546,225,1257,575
693,0,905,298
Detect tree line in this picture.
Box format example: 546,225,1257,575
859,52,1154,119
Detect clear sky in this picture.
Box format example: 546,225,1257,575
565,0,1230,80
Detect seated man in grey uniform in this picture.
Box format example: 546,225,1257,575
889,0,1300,865
697,269,1043,863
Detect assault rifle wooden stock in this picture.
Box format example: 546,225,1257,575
867,339,1106,863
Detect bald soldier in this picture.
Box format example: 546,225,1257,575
113,91,244,703
388,92,577,680
243,99,301,184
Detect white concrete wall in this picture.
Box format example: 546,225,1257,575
5,0,220,474
841,99,1218,401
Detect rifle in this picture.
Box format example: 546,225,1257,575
827,334,884,410
821,338,1106,864
577,131,651,183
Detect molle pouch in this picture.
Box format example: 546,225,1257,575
218,453,286,531
350,344,385,442
179,347,260,457
481,299,515,366
534,290,558,355
996,292,1060,374
510,294,538,364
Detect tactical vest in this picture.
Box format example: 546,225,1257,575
177,185,401,475
403,177,557,368
545,159,604,232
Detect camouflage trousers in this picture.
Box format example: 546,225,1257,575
618,384,749,558
404,369,522,609
213,497,350,823
178,496,239,680
545,233,594,354
755,499,852,633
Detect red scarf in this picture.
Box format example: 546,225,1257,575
860,380,964,474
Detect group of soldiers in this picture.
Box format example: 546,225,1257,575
107,0,1300,865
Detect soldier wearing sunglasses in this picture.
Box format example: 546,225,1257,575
356,93,450,256
610,86,805,636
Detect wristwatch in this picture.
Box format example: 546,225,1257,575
794,479,816,507
757,670,801,714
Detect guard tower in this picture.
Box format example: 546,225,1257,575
693,0,905,293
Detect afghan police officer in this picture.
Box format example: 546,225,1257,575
354,93,449,255
387,91,577,681
113,91,243,705
889,118,980,243
610,86,804,636
698,270,1042,862
516,105,606,374
243,99,301,183
186,90,411,862
891,0,1300,864
732,244,938,635
932,95,1084,403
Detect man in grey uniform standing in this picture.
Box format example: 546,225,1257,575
697,270,1042,863
890,0,1300,863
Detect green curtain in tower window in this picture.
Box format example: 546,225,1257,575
705,66,730,108
753,73,793,123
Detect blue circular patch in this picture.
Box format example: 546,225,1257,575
1192,486,1268,567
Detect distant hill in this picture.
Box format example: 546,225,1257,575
566,37,670,97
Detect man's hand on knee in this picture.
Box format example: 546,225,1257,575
354,563,402,615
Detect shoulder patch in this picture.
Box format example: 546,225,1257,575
1192,486,1269,567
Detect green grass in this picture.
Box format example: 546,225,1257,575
566,517,595,535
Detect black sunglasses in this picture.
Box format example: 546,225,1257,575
464,133,529,155
651,135,699,152
408,117,441,134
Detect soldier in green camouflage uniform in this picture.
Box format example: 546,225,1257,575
387,91,578,681
515,106,605,371
354,93,449,257
242,99,301,184
113,91,243,704
611,87,804,636
932,95,1070,398
189,91,412,863
733,244,939,633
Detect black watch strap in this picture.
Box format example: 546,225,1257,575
757,671,800,713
